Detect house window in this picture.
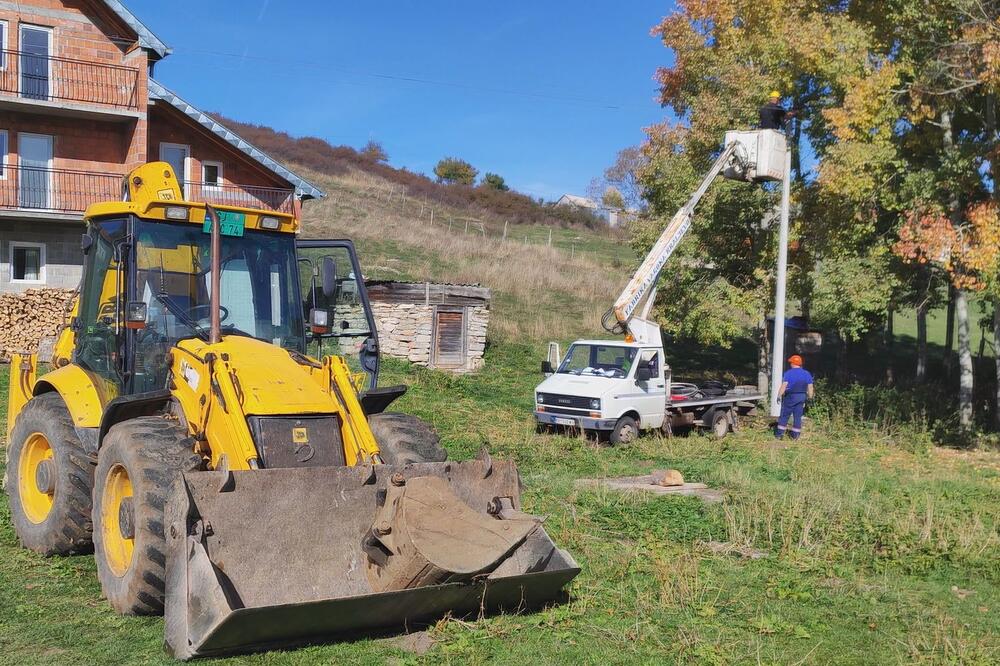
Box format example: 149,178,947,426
0,21,7,70
10,242,45,283
202,161,223,189
433,307,466,368
0,130,7,179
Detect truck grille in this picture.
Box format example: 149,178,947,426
538,393,592,410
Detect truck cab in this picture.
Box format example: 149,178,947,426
534,340,668,443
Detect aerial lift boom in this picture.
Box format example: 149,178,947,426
602,140,744,344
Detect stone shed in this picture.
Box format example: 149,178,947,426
366,281,490,372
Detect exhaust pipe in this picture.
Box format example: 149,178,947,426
206,204,222,344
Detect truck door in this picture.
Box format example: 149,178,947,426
295,239,379,390
632,348,666,428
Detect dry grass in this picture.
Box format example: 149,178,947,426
298,165,624,341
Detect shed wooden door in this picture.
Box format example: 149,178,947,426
433,308,466,367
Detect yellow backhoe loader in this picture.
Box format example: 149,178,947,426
3,163,578,659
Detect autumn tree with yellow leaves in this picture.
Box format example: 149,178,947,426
641,0,1000,434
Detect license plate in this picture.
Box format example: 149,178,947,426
203,210,246,237
554,417,576,426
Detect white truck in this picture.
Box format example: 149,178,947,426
534,130,787,443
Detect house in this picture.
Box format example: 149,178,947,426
365,281,490,372
555,193,622,227
0,0,323,293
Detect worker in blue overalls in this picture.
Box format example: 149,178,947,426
775,354,814,440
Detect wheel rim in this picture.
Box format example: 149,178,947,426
620,423,636,443
101,463,135,577
714,417,728,437
18,432,54,524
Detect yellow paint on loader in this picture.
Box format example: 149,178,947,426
3,162,579,660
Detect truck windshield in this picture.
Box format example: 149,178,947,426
558,344,637,379
131,219,305,391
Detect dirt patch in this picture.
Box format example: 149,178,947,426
384,630,435,655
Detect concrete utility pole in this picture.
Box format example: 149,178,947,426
769,138,793,417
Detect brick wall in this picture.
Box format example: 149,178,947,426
0,2,146,113
148,105,289,190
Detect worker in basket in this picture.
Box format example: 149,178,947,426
775,354,814,440
759,90,796,131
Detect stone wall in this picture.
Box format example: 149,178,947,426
371,303,489,371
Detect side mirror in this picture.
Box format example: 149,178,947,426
635,366,652,382
321,257,338,299
309,308,331,335
125,301,147,330
80,234,94,254
541,360,554,375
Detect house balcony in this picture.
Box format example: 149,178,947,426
0,165,122,221
0,50,142,121
181,181,296,214
0,166,297,221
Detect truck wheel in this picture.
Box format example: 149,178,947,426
708,409,730,439
93,417,202,615
369,412,447,464
6,392,95,555
610,416,639,445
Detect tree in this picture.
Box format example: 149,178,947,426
433,158,478,185
481,172,509,191
601,187,625,211
591,146,648,211
360,140,389,163
645,0,1000,433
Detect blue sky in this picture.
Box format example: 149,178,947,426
129,1,674,200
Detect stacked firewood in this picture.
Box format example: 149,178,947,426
0,288,76,360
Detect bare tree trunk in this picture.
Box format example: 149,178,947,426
945,284,956,377
956,289,974,433
942,108,973,432
917,301,928,382
995,301,1000,431
885,307,895,386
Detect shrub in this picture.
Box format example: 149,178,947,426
360,140,388,163
434,157,478,185
482,172,509,191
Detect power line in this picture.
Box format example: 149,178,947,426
168,45,657,112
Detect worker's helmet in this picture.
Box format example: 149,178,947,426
769,90,781,99
788,354,803,367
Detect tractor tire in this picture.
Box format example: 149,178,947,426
6,392,95,555
93,416,202,615
368,412,447,464
610,415,639,445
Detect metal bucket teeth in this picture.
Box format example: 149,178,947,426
163,461,579,660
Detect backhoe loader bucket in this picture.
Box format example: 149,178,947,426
163,459,579,660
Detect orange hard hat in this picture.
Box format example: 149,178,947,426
788,354,803,367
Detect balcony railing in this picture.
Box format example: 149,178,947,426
0,165,122,213
183,181,296,214
0,166,297,216
0,49,140,111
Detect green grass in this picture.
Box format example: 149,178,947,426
893,296,995,358
2,346,1000,665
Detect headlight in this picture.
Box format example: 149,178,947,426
589,398,601,410
536,393,544,404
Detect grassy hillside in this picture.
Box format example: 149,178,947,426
296,164,630,342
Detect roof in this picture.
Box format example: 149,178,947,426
99,0,171,59
365,280,491,305
148,79,325,200
555,194,599,209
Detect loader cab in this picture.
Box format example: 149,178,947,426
74,212,309,396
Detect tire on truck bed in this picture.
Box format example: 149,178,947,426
368,412,447,464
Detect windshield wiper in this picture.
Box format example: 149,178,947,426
154,293,209,341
